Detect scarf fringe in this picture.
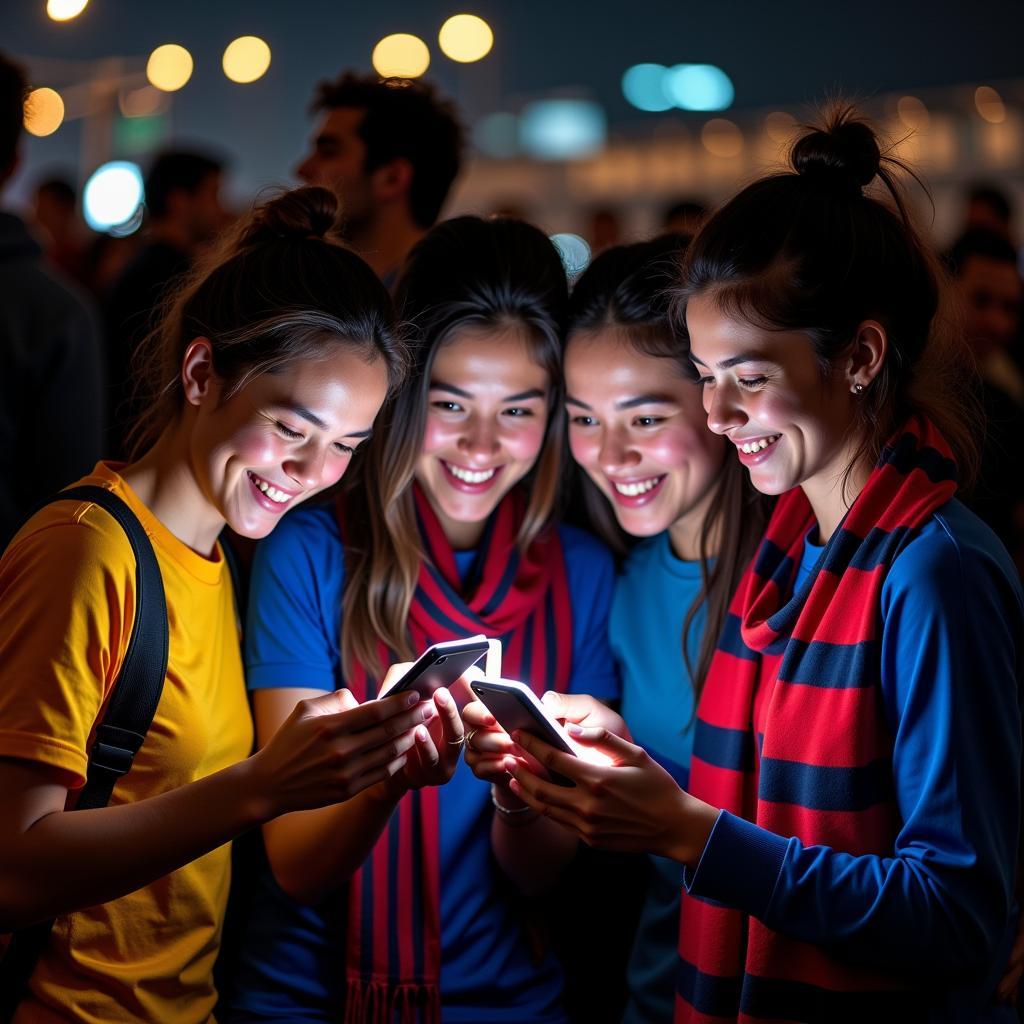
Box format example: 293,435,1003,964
344,978,441,1024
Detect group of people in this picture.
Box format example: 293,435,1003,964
1,43,1024,1024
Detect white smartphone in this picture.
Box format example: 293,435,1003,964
377,636,491,700
468,677,580,786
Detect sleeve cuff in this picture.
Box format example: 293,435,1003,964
683,810,788,919
245,662,335,691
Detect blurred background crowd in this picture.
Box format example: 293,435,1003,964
1,0,1023,569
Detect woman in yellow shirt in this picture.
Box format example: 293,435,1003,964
0,187,455,1023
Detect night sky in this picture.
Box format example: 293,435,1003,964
3,0,1023,200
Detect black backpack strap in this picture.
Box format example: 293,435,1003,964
0,485,169,1021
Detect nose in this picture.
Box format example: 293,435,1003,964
295,154,315,185
598,426,640,475
704,382,746,436
283,444,327,491
457,417,500,464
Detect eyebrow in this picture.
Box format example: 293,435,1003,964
690,351,773,369
431,381,546,403
278,402,374,439
565,393,679,411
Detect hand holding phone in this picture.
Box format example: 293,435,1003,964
376,636,492,700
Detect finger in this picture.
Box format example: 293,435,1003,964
346,727,419,778
467,755,510,780
505,775,590,836
433,687,465,744
322,689,422,735
472,730,514,755
512,730,593,783
414,724,440,770
381,662,415,691
507,754,590,812
350,754,410,797
343,702,436,751
461,700,497,729
564,725,641,764
541,690,592,724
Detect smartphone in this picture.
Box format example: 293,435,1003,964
468,678,578,786
377,636,492,700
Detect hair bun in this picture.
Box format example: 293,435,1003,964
791,108,881,194
242,186,344,246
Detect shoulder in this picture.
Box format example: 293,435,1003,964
254,503,344,572
883,499,1024,623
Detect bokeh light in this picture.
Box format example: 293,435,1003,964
46,0,88,21
551,233,591,278
24,87,65,137
975,85,1006,124
474,112,519,158
665,64,734,111
222,36,271,84
622,64,672,113
83,161,144,232
118,85,165,119
372,34,430,78
764,110,798,145
896,95,930,131
520,99,606,160
701,118,743,157
438,14,493,63
146,44,193,92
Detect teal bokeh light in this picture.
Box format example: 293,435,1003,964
622,63,672,112
664,64,734,111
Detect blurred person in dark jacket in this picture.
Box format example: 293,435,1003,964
0,51,103,547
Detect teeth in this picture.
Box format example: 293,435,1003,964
249,473,291,503
740,435,780,454
445,462,496,484
613,476,662,497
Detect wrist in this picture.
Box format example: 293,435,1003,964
233,756,280,826
664,791,719,867
490,783,539,825
365,774,408,807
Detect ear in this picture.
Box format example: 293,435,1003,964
845,320,888,394
370,157,414,204
181,338,220,407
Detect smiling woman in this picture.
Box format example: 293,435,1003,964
0,186,428,1024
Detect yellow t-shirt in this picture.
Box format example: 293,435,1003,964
0,462,254,1024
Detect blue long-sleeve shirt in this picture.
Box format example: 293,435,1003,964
687,499,1024,1017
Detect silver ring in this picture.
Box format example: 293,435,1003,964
464,729,477,750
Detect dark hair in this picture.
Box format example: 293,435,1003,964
946,228,1019,276
968,183,1013,226
130,186,405,454
662,198,707,230
35,176,76,207
311,72,463,229
144,149,225,220
0,50,27,174
568,235,770,695
342,215,568,676
674,103,980,492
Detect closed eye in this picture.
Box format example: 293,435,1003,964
738,376,768,389
276,421,304,440
333,442,355,455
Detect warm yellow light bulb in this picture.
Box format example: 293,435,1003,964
46,0,89,22
146,44,193,92
222,36,272,84
438,14,493,63
24,87,65,137
372,34,430,79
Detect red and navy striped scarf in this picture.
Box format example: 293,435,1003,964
676,416,958,1023
340,483,573,1024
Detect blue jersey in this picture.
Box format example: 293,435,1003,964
226,505,619,1023
686,499,1024,1021
610,531,706,1024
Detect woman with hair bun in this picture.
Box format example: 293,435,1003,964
504,108,1024,1021
0,187,433,1023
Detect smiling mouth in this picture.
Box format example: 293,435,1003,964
611,475,665,497
442,460,499,485
247,471,295,504
736,434,781,454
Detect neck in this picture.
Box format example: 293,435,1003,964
800,439,873,543
348,206,424,281
667,485,720,562
121,419,225,556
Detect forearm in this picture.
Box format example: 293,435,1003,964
490,784,578,894
263,782,402,904
0,759,264,931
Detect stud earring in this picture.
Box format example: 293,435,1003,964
853,383,865,394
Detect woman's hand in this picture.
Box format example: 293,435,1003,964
387,686,466,796
539,691,632,741
460,699,516,788
505,726,719,866
249,687,433,818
